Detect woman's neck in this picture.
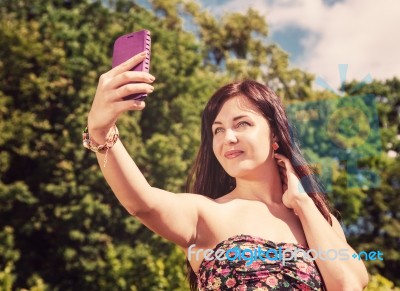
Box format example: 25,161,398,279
230,163,284,205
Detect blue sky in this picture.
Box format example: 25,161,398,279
198,0,400,90
200,0,343,63
201,0,310,62
136,0,399,89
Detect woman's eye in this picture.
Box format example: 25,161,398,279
214,127,224,134
237,121,250,128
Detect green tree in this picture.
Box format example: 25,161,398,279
341,79,400,287
0,0,215,289
286,78,400,288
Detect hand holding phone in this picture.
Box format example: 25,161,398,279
112,30,151,100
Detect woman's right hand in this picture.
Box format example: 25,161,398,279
87,51,155,143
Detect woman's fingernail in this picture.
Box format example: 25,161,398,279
149,75,155,81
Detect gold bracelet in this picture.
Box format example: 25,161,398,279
82,125,119,167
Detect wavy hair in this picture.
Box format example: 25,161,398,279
185,80,333,290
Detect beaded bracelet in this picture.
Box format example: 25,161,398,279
82,125,119,167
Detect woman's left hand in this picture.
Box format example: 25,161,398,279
274,153,309,211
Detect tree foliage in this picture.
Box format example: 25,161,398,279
341,79,400,287
0,0,399,289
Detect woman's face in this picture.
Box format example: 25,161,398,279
212,95,275,179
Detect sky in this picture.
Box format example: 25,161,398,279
199,0,400,91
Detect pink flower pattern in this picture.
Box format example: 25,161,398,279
197,234,325,290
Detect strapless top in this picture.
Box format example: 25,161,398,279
196,234,325,290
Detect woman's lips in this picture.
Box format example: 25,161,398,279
224,150,244,159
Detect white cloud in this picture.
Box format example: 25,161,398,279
212,0,400,89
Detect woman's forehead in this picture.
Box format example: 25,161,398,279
215,95,262,119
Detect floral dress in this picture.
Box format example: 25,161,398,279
196,234,325,290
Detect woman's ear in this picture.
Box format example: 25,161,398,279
271,133,279,152
272,132,279,143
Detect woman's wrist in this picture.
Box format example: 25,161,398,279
87,110,117,143
291,194,314,217
83,125,118,150
87,116,115,144
87,126,111,144
83,124,119,167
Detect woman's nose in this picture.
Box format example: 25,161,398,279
224,129,238,144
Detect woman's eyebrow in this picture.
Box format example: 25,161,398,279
213,115,249,125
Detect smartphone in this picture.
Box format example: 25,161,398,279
112,29,151,100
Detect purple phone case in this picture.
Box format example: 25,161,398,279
112,30,151,100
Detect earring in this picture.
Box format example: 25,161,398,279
272,142,279,151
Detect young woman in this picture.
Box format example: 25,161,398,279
86,52,369,290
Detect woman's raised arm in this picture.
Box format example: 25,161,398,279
86,52,199,248
274,152,369,290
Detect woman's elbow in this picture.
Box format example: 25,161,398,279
328,268,369,290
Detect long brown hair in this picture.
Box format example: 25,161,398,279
185,80,333,290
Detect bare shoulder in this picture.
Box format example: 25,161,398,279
178,192,223,221
178,191,224,206
174,192,219,211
